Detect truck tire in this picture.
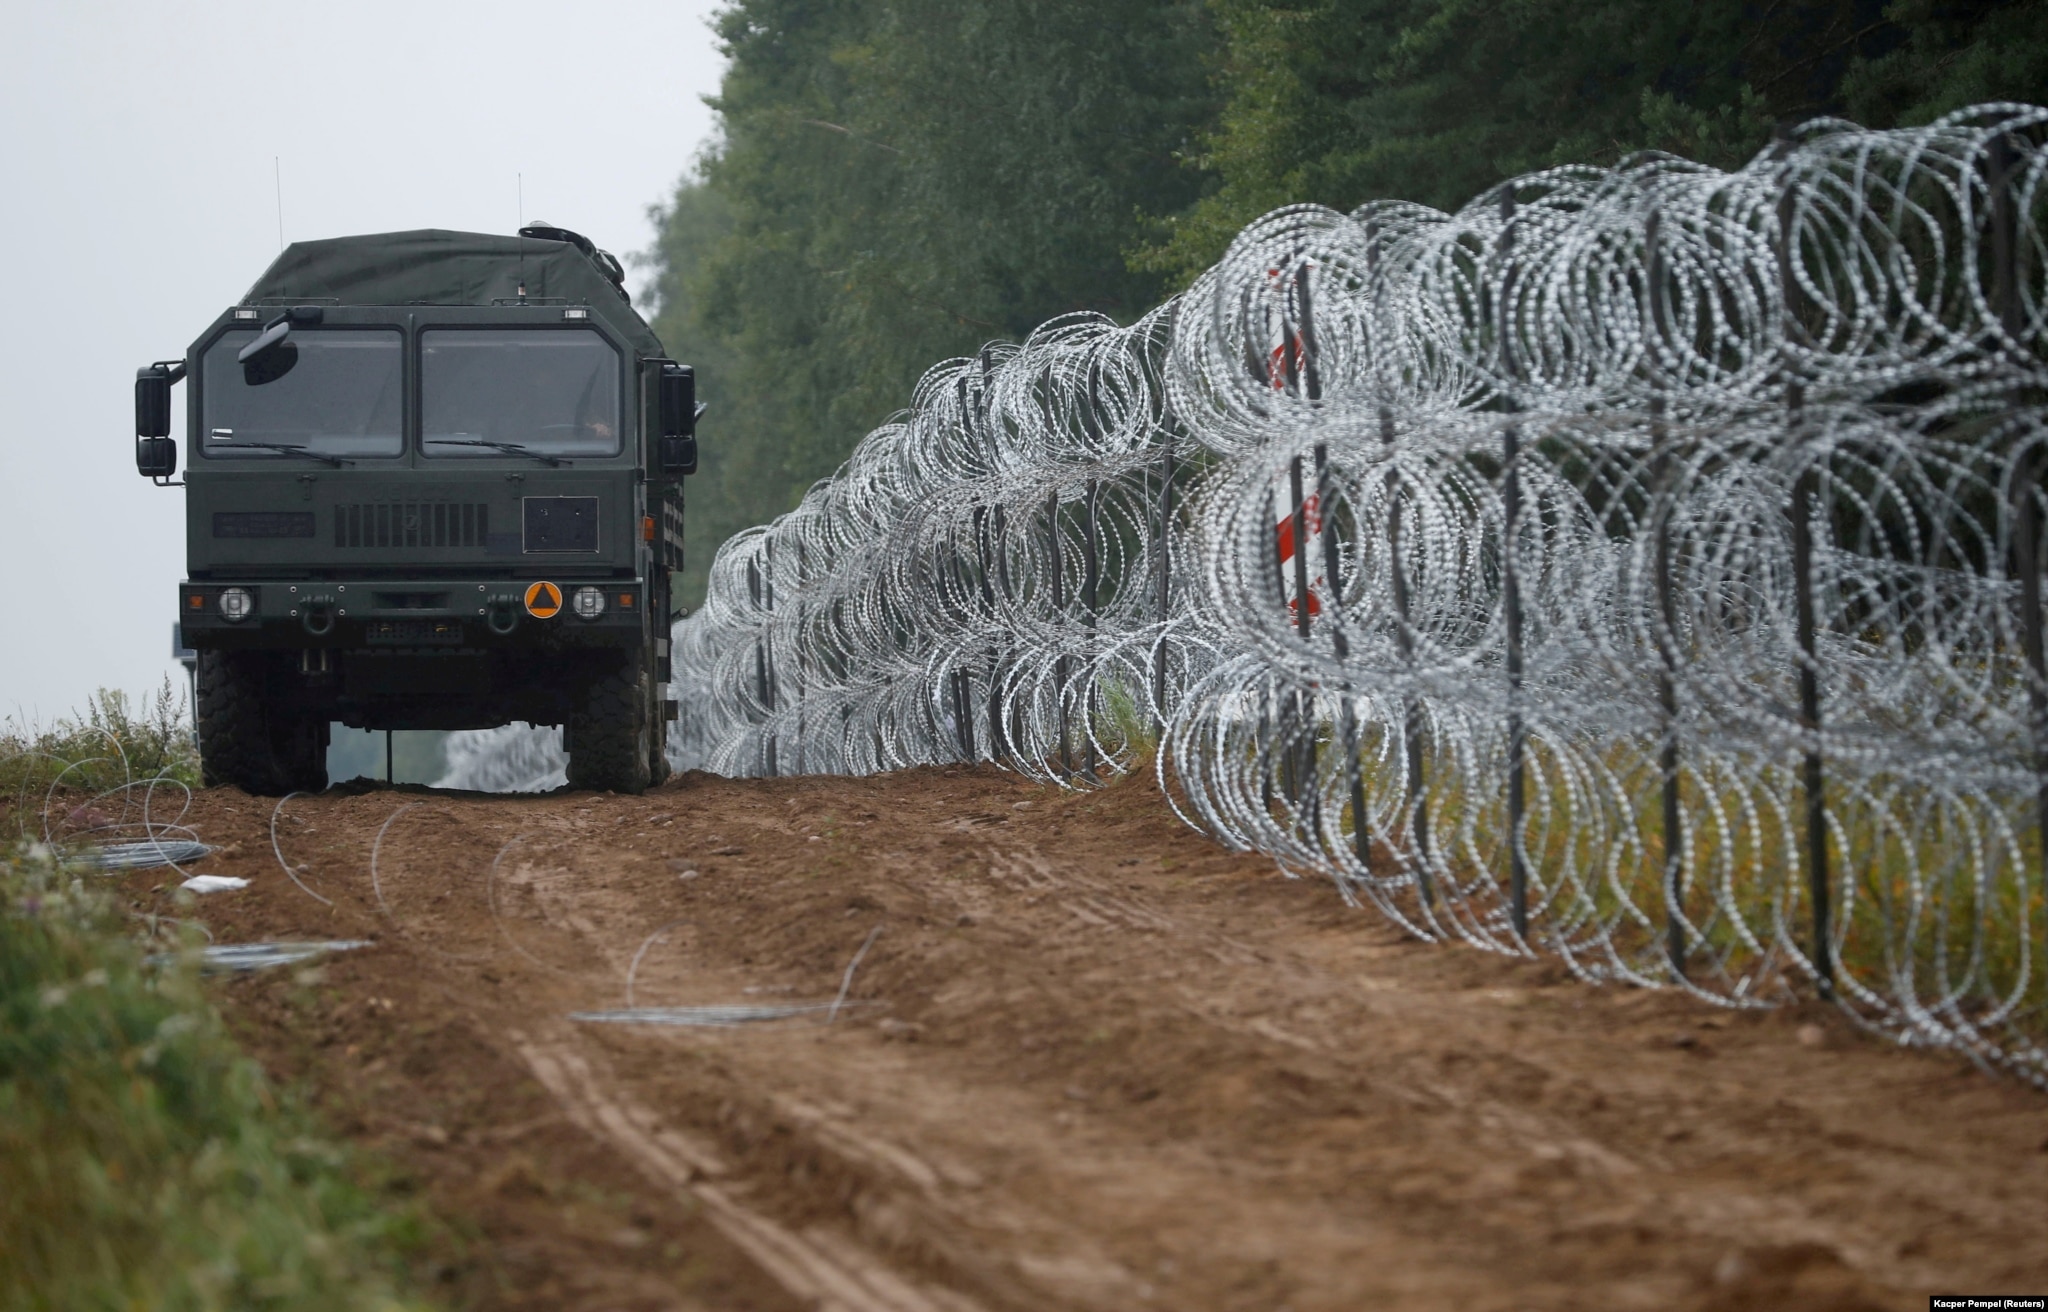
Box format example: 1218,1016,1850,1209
566,655,652,794
196,650,329,795
275,717,331,795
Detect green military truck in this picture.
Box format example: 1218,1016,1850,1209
135,225,699,795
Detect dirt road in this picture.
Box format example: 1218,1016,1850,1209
95,768,2048,1310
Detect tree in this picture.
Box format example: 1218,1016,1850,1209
647,0,2046,607
645,0,1219,609
1135,0,2047,285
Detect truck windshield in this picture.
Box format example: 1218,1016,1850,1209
421,329,621,459
201,329,404,458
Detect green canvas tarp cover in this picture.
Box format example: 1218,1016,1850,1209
241,229,662,355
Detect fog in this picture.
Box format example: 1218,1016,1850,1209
0,0,724,723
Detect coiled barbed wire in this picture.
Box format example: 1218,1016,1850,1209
485,105,2048,1080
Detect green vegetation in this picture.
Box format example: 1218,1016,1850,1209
1097,678,1161,777
1,680,199,798
0,841,442,1311
647,0,2044,608
1313,731,2047,1037
1139,0,2048,283
646,0,1220,607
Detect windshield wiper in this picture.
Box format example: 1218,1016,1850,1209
225,441,351,467
425,438,569,467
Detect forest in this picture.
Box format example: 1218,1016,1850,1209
644,0,2048,608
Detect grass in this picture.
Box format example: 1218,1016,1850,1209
0,838,445,1311
1095,677,1160,778
1241,715,2048,1050
1,679,201,801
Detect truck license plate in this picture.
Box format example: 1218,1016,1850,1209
365,620,464,645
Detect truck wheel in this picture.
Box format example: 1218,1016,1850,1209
196,650,327,795
275,717,331,795
566,655,652,794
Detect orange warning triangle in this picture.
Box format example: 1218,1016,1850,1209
524,581,562,619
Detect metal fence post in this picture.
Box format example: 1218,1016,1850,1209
759,542,779,777
1646,208,1687,977
995,502,1023,762
971,359,1010,767
1498,188,1530,944
1297,265,1330,832
795,539,808,775
1389,403,1429,897
1048,489,1072,780
1777,150,1832,990
1155,427,1175,731
1264,490,1283,816
1792,459,1828,987
1369,221,1425,893
943,512,977,764
1317,441,1370,874
1082,476,1101,778
958,668,977,761
975,502,1006,764
1288,452,1315,817
953,529,977,765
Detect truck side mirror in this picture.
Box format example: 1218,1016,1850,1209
136,436,178,480
659,363,696,438
135,361,185,481
136,362,182,437
659,433,698,477
657,362,700,476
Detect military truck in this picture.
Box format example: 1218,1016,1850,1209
134,225,699,795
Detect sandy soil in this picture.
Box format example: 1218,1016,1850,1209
77,767,2048,1311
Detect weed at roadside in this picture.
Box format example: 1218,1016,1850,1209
1,679,201,803
0,839,445,1311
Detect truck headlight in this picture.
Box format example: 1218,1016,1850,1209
218,587,255,622
571,585,606,620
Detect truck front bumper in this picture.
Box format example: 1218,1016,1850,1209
179,577,647,648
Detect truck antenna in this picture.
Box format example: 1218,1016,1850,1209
274,157,285,252
516,172,528,299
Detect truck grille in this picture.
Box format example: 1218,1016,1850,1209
336,502,489,549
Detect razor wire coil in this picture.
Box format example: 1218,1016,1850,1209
459,104,2048,1082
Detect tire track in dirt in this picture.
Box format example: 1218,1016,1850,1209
70,767,2048,1311
513,1029,977,1312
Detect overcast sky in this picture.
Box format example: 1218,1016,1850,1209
0,0,725,723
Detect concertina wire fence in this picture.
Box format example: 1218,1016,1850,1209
457,103,2048,1082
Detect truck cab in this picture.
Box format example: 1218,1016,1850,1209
135,225,698,795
